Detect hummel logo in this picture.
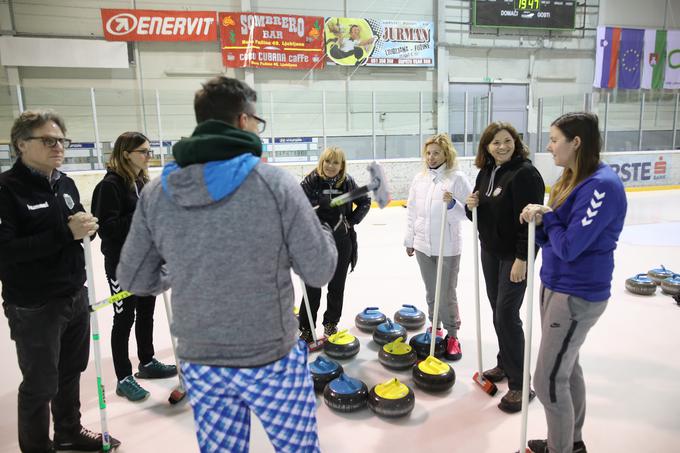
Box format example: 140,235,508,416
27,202,49,210
581,189,606,227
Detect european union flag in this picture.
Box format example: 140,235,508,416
618,28,645,89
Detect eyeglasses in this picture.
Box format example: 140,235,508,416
26,136,72,149
130,149,153,157
245,113,267,134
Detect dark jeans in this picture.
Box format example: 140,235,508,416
105,268,156,381
299,233,352,330
3,286,90,453
480,248,529,391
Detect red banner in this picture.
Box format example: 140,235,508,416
219,12,325,70
101,9,217,42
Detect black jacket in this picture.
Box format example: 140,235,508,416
300,170,371,270
91,170,142,268
465,156,545,260
0,159,85,306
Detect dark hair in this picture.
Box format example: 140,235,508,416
474,121,528,169
194,76,257,125
108,131,150,189
11,109,67,154
549,112,602,208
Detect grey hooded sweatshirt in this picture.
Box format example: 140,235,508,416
117,155,338,367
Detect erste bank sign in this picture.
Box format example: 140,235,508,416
101,9,217,41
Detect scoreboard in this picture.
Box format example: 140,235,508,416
473,0,577,30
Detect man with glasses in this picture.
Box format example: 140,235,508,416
117,76,337,452
0,110,121,452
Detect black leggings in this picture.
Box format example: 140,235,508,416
106,266,157,381
299,233,353,329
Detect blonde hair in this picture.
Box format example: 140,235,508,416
422,133,458,172
315,146,347,186
548,113,601,208
107,132,150,189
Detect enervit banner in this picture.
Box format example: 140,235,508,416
220,12,324,70
324,18,434,67
101,9,217,42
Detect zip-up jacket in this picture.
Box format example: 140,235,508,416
404,166,472,257
116,120,338,368
91,170,142,267
0,159,85,306
465,156,545,260
536,163,627,301
300,170,371,235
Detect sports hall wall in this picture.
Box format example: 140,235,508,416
1,0,679,201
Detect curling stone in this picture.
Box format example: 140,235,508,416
355,307,387,333
325,330,360,359
378,337,417,370
661,274,680,296
625,273,657,295
372,319,407,346
648,265,674,285
323,373,368,413
309,356,343,393
393,304,426,330
412,355,456,393
367,377,415,418
409,331,445,359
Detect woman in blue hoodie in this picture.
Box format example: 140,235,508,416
92,132,176,402
520,112,627,453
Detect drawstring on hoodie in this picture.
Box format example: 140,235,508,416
485,166,500,197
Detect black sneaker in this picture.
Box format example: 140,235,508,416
482,366,506,383
498,388,536,413
527,439,587,453
299,327,314,344
323,322,338,337
135,358,177,379
54,427,121,451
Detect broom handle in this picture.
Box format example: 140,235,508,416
300,277,319,342
83,236,112,451
162,291,184,388
430,202,448,357
473,207,484,376
519,220,536,453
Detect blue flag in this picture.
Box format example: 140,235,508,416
618,28,645,89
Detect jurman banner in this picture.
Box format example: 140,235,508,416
664,30,680,89
593,27,621,89
220,12,324,70
618,28,644,89
641,29,667,90
324,18,434,67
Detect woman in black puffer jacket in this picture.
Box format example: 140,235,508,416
298,146,371,342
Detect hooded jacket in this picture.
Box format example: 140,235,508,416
116,120,338,367
404,166,472,257
465,156,545,260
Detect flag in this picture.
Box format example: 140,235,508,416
641,29,667,90
593,27,621,89
618,28,644,89
664,30,680,89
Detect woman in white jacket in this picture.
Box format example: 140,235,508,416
404,133,472,360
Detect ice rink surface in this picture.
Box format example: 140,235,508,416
1,189,678,452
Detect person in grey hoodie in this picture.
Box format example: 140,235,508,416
116,76,337,453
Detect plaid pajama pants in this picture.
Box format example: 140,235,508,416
181,341,320,453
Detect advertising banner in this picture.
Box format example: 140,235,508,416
101,9,217,42
324,18,434,67
220,12,325,70
606,154,670,186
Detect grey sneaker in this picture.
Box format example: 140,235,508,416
116,375,149,402
323,322,338,337
135,358,177,379
498,388,536,413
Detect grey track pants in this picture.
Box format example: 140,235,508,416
534,285,607,453
415,251,461,336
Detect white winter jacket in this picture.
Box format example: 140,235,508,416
404,166,472,257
